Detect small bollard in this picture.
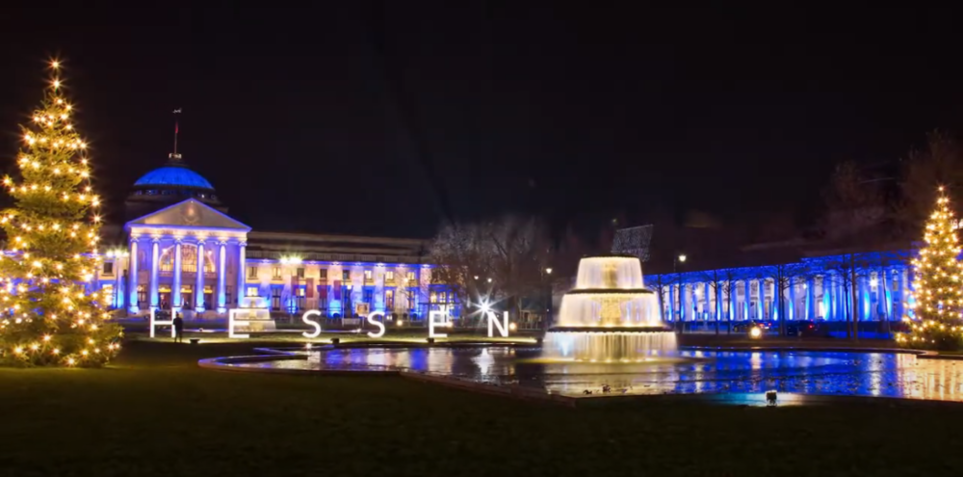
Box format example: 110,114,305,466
426,337,435,344
189,338,199,345
536,337,544,346
330,338,340,345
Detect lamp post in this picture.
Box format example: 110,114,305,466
673,254,687,333
543,267,553,330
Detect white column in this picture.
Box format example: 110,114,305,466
742,279,750,320
128,238,139,313
702,282,710,318
172,239,182,312
114,258,123,309
882,268,892,321
236,241,247,306
195,240,206,312
788,279,796,321
149,237,160,310
757,279,765,320
217,241,227,313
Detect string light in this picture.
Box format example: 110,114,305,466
0,63,121,366
900,187,963,350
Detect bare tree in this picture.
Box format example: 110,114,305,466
649,272,671,322
428,222,495,325
821,160,888,340
699,269,724,334
763,262,808,336
719,268,740,335
896,131,963,240
822,161,886,241
430,215,552,329
486,215,551,322
821,254,875,340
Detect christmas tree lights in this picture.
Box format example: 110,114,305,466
897,186,963,350
0,61,122,366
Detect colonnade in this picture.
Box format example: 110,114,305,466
654,265,913,322
127,235,245,314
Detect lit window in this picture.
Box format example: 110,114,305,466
246,286,259,297
271,287,281,310
406,271,415,283
385,271,394,281
273,267,282,279
247,266,258,279
385,289,394,308
364,270,373,280
102,284,114,306
297,287,305,297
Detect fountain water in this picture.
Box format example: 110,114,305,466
543,256,677,362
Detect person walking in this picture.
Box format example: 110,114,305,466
173,313,184,343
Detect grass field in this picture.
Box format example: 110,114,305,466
2,340,962,477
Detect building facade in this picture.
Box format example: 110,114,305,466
647,251,914,325
94,157,455,320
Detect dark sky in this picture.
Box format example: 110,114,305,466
1,5,961,238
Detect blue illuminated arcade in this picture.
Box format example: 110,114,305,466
647,251,914,326
93,155,451,321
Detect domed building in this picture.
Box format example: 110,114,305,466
124,155,225,221
93,150,441,327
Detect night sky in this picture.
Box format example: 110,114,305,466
1,5,961,239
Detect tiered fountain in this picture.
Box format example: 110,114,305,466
543,255,677,362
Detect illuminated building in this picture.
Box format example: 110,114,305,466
94,155,453,319
647,251,915,324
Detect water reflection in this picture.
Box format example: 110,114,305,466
244,347,963,402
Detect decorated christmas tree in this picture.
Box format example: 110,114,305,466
898,186,963,350
0,61,122,366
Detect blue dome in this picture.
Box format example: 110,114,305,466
134,166,214,190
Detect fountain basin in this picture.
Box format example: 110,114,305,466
543,329,678,362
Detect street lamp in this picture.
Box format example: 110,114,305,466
542,267,554,330
673,253,688,333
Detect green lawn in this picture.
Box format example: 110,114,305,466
2,341,963,477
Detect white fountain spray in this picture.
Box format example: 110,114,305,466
543,255,677,362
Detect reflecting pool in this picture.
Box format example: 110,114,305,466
227,346,963,402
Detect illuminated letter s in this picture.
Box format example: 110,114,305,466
366,311,386,338
302,310,322,338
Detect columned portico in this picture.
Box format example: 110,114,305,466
195,240,206,312
217,241,227,313
124,198,251,317
172,239,183,311
236,241,246,307
128,238,139,313
150,238,160,309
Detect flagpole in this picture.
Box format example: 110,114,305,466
171,108,182,160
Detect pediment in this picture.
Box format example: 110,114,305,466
126,199,251,231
